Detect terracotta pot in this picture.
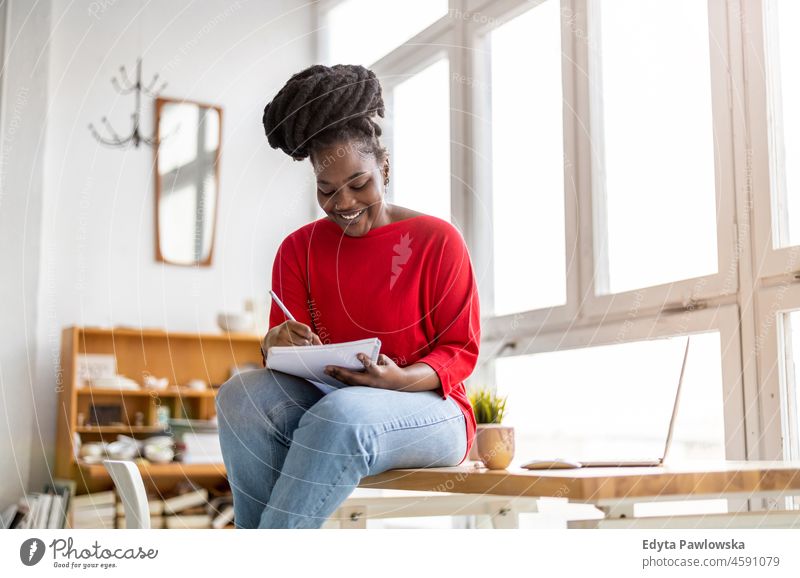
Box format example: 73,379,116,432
475,424,515,469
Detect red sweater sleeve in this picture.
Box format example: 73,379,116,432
417,227,481,399
262,235,315,367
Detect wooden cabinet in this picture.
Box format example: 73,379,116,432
55,326,262,492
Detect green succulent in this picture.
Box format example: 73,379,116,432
468,386,507,424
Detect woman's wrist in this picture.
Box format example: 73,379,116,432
389,363,440,392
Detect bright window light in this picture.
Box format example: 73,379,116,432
324,0,448,66
391,58,451,221
768,0,800,248
490,0,566,316
494,333,726,463
592,0,718,294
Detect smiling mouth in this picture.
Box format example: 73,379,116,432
335,209,366,222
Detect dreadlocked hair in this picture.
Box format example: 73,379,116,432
262,64,387,163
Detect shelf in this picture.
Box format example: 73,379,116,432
77,387,218,398
57,326,258,489
76,325,260,342
75,425,168,434
77,460,226,480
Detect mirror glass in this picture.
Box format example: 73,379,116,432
155,98,222,266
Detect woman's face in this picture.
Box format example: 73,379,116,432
311,141,388,237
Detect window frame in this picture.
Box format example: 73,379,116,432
740,0,800,279
579,0,739,318
485,303,748,462
736,0,800,472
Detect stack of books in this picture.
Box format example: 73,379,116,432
115,498,165,529
3,479,76,529
163,488,212,529
69,491,116,529
180,432,223,464
116,488,215,529
208,494,235,529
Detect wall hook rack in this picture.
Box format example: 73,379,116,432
88,58,167,149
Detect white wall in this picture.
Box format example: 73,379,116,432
7,0,317,499
0,0,52,511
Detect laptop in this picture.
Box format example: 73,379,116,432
520,336,691,470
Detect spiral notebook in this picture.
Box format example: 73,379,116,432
265,337,382,393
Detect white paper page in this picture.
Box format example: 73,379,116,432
266,337,381,391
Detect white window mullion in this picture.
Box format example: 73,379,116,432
560,0,584,335
725,0,770,465
449,2,471,239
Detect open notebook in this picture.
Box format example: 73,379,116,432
265,337,382,393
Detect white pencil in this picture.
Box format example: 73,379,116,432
269,290,296,322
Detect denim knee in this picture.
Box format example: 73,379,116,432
216,369,283,429
295,389,378,462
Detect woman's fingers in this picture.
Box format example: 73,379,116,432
280,321,321,346
325,365,371,386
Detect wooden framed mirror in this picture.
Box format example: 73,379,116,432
154,97,222,266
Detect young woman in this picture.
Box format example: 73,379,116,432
217,64,480,529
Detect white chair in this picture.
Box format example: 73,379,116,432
103,460,151,529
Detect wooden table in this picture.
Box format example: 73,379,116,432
329,460,800,528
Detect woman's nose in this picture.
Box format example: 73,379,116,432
333,190,357,210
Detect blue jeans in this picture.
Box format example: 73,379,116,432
216,368,467,528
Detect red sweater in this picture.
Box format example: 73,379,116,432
265,214,480,463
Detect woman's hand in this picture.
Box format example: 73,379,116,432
262,320,321,356
324,354,408,390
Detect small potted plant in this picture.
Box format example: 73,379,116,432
468,386,514,469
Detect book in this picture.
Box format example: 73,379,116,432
72,505,116,522
35,493,52,529
9,502,29,529
165,514,212,529
212,504,235,529
46,495,65,529
71,491,115,509
265,337,381,390
1,504,17,529
44,478,76,529
162,488,208,515
118,515,165,529
116,499,164,516
71,505,116,529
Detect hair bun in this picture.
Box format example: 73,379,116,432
263,64,385,159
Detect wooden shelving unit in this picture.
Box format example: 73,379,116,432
56,325,262,493
77,461,227,481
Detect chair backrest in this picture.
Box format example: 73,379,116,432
103,460,151,529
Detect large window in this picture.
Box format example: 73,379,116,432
319,0,800,520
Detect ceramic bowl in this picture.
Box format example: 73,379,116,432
217,312,253,333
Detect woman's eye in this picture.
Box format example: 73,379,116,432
317,188,334,196
351,181,368,190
